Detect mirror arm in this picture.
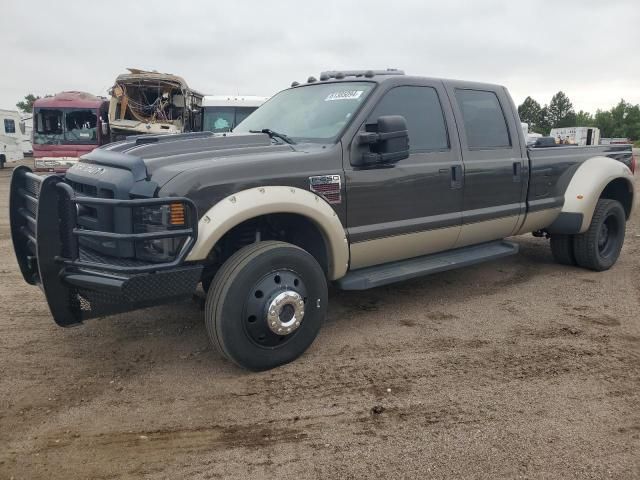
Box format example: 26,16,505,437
363,150,409,164
358,129,408,145
357,132,378,145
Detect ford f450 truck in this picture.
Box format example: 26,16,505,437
10,69,636,370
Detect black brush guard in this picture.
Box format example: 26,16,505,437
10,166,203,327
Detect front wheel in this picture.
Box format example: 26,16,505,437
573,199,626,271
205,241,328,371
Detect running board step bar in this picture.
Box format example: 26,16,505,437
337,240,519,290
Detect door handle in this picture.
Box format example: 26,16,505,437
512,162,522,182
450,165,463,189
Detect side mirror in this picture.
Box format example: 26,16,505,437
355,115,409,166
100,122,109,136
19,120,26,135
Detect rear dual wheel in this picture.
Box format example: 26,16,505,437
573,199,626,271
205,241,327,371
550,199,626,271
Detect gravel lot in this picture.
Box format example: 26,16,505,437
1,158,639,479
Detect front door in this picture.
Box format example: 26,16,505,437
344,83,464,269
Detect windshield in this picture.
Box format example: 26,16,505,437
202,106,259,133
33,108,98,145
234,82,374,142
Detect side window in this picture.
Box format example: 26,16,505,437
455,89,511,149
4,119,16,134
367,86,449,152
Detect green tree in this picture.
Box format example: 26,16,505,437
518,96,542,132
594,109,614,137
575,110,594,126
537,105,552,135
624,104,640,141
16,93,41,113
517,91,640,141
547,91,575,128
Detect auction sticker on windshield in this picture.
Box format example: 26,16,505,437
325,90,364,101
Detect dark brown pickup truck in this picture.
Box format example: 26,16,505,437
10,69,636,370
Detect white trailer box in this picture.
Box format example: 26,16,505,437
549,126,600,146
0,109,28,167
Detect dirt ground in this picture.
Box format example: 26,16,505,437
0,158,639,480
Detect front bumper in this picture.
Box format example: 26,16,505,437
10,166,203,327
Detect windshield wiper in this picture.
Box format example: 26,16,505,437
249,128,296,145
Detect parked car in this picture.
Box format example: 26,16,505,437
10,69,635,371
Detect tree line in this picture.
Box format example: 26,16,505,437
518,92,640,142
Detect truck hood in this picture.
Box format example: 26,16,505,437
76,132,294,188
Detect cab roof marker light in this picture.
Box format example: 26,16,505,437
319,69,405,80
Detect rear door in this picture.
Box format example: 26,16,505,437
345,81,464,269
445,84,526,247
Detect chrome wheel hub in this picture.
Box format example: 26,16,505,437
266,290,305,335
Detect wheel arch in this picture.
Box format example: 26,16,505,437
186,186,349,280
550,156,634,234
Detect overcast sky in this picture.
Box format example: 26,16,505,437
1,0,638,113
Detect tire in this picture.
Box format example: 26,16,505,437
573,199,626,271
205,241,327,371
550,234,576,265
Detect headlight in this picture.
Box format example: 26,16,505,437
133,203,188,262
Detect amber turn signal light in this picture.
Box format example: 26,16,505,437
169,203,186,225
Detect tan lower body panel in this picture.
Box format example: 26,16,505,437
514,207,561,235
349,214,538,270
453,215,519,249
349,225,460,270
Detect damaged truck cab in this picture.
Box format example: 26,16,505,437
10,69,635,371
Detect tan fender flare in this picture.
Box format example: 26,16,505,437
185,186,349,280
560,156,634,233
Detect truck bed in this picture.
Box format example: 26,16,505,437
526,143,634,209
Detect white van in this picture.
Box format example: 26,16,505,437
201,95,268,133
0,109,27,168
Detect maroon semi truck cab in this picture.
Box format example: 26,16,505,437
32,92,109,172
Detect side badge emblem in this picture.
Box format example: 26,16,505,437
309,175,341,204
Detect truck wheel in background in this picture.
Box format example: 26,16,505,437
573,199,626,271
204,241,327,371
550,234,576,265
